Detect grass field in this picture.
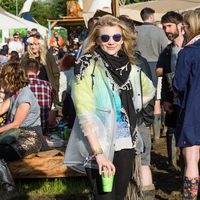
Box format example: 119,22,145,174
15,177,91,199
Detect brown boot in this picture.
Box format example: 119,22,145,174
142,184,155,200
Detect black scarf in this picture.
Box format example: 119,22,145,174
96,47,136,134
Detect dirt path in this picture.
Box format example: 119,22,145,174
151,137,182,200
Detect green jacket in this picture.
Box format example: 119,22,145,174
64,55,155,173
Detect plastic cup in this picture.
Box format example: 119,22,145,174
101,172,114,192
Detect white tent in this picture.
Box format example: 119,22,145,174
0,6,48,43
0,7,27,43
82,0,111,27
6,11,48,36
88,0,111,12
117,0,200,23
82,0,200,24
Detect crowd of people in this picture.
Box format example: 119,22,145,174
0,7,200,200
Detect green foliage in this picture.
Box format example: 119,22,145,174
31,1,56,27
0,30,2,43
0,0,55,27
51,0,66,18
16,177,90,198
0,0,150,29
0,0,25,15
9,29,27,37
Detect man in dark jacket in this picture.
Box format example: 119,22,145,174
156,11,186,169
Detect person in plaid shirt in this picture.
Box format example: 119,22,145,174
25,58,52,135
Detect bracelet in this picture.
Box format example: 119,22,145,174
93,148,103,157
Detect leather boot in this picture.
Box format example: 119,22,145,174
0,159,19,200
142,184,155,200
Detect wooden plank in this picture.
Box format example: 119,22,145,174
8,149,85,179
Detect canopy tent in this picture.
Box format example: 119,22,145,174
0,7,27,43
4,7,47,36
117,0,200,23
82,0,200,24
82,0,111,27
0,6,47,43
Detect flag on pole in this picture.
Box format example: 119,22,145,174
19,0,34,15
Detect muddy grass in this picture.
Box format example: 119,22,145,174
152,137,183,200
16,136,184,200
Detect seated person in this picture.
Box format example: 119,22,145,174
0,62,48,161
8,51,20,63
24,58,53,135
0,44,9,63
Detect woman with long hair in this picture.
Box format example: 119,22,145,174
21,36,60,106
64,15,155,200
0,62,48,154
173,10,200,199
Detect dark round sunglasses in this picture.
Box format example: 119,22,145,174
100,34,122,43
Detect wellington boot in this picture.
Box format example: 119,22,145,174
142,184,155,200
183,176,199,200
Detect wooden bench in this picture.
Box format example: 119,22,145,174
7,149,85,179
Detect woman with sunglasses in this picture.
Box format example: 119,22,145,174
64,15,155,200
173,10,200,199
21,36,60,134
21,36,60,109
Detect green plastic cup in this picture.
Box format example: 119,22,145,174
101,172,114,192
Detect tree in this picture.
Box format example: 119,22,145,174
51,0,66,18
31,1,56,27
0,0,25,15
0,0,150,27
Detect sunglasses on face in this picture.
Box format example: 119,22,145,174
99,34,122,43
29,43,39,46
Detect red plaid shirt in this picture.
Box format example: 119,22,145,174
28,75,52,109
28,75,53,134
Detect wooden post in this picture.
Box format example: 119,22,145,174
112,0,119,17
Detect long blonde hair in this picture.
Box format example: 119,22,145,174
27,37,47,66
84,15,136,64
183,10,200,41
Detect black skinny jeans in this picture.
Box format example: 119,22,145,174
86,148,135,200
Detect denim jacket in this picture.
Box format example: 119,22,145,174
64,56,155,173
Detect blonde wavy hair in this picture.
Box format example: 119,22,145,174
0,62,29,94
84,15,136,64
183,10,200,41
27,37,47,66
